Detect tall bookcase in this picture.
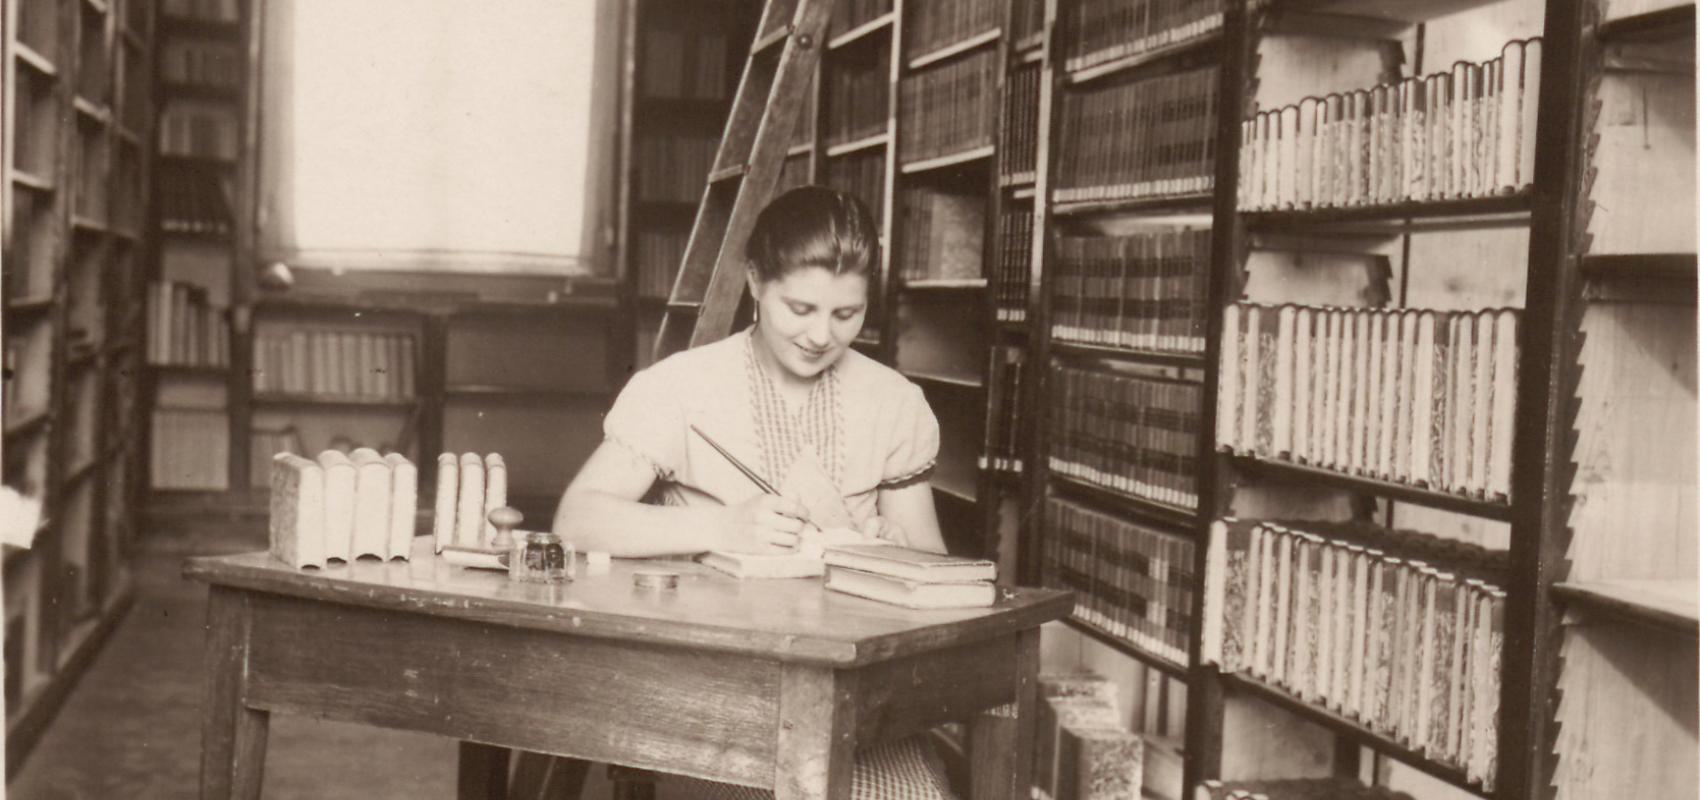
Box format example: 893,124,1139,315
3,0,153,771
985,0,1694,799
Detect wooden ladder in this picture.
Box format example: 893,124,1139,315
652,0,837,361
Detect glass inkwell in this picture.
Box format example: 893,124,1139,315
487,507,573,584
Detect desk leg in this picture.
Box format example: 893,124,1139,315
202,586,270,799
775,664,857,800
969,629,1040,800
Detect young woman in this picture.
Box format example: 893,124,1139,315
554,186,956,798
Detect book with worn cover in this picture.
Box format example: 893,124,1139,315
701,551,826,580
824,566,995,609
824,543,996,583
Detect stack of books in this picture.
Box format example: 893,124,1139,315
823,544,998,609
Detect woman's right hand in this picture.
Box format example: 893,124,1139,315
717,494,808,554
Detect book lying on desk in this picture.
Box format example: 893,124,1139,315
823,543,997,582
700,550,828,580
824,566,997,609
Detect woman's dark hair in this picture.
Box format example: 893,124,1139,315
745,186,880,283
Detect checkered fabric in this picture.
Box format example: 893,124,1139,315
670,735,957,799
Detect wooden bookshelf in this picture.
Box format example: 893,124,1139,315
2,0,151,772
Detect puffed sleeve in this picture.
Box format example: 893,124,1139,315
602,367,686,481
880,382,940,488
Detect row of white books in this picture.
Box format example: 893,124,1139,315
1239,39,1542,212
270,449,419,568
1202,519,1504,789
251,330,417,400
1216,303,1519,502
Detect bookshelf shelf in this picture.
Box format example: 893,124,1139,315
1218,672,1483,795
1051,192,1214,217
1049,473,1198,533
158,15,239,38
999,172,1035,189
902,369,985,390
1013,32,1044,54
1598,2,1694,41
825,131,890,158
786,142,814,158
1009,185,1035,201
1271,0,1510,26
1049,340,1207,369
1579,253,1697,283
906,27,1001,70
1242,191,1534,234
1064,29,1223,86
898,144,995,175
3,410,52,441
1553,579,1699,637
6,296,56,316
1063,616,1190,680
249,394,417,410
828,11,894,50
11,170,54,192
901,277,988,291
443,385,607,401
160,81,240,103
1226,455,1515,522
147,363,227,378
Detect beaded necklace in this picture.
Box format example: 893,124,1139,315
743,331,844,489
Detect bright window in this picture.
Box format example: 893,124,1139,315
258,0,621,275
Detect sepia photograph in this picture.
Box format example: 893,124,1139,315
0,0,1694,797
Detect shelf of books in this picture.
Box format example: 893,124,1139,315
618,0,758,372
982,0,1652,797
144,0,242,503
3,0,150,771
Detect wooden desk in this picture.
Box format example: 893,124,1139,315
184,539,1071,799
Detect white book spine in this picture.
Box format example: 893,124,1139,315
386,453,418,560
350,448,392,560
456,452,486,547
433,453,458,553
482,453,508,545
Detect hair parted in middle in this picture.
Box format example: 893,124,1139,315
745,186,881,284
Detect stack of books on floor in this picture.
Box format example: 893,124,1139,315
823,544,998,608
1033,672,1145,800
1194,778,1415,800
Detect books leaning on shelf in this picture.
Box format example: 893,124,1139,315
634,228,688,299
1194,778,1416,800
639,10,729,101
903,0,1000,61
270,449,419,569
999,61,1041,183
1051,228,1210,354
1216,303,1520,502
1239,39,1542,212
898,187,985,282
1048,363,1202,510
635,133,719,203
1043,495,1195,666
146,281,230,367
825,149,887,225
1031,673,1144,800
250,329,418,400
897,49,997,165
159,102,239,160
161,40,241,90
1200,519,1505,790
822,544,997,609
158,163,234,234
824,51,890,148
1059,0,1225,73
993,207,1033,322
150,407,229,490
163,0,239,23
1054,65,1219,204
981,347,1026,473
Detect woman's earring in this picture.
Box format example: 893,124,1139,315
753,304,760,323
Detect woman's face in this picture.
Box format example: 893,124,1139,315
749,265,868,381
